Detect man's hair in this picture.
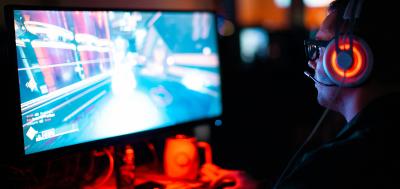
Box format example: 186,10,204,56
329,0,400,85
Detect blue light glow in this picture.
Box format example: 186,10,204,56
13,9,222,155
240,27,269,64
274,0,292,8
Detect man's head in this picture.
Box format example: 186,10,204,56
308,0,400,111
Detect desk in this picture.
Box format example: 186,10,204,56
135,166,208,189
83,164,209,188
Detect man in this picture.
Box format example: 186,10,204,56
201,0,399,188
275,0,399,188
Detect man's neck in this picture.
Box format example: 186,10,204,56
339,85,387,122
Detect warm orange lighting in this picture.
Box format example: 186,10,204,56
304,7,328,29
163,135,213,180
197,142,212,164
331,44,363,78
164,135,198,180
338,42,351,50
236,0,289,30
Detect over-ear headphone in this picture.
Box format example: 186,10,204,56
323,0,373,87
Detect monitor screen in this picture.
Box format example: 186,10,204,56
11,8,222,155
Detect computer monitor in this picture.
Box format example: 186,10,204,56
6,6,223,156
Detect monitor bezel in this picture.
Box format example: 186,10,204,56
4,4,225,161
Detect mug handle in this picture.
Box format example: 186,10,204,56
197,141,212,164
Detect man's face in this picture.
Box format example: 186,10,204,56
309,10,340,108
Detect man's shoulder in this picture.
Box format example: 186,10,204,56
282,133,396,189
310,126,387,162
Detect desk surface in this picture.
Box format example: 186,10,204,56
135,166,208,189
82,164,209,189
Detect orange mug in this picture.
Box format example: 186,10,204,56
163,134,212,180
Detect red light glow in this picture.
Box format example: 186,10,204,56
331,42,364,78
164,135,199,180
163,135,213,180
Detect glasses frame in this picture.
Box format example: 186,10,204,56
304,39,330,62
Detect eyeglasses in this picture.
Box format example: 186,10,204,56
304,39,330,62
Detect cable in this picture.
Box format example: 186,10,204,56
273,73,346,189
198,141,213,164
83,152,97,183
90,147,115,188
145,141,160,169
273,108,329,189
73,153,82,179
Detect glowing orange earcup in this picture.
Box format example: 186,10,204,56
323,36,373,87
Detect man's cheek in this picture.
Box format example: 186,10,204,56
315,66,331,83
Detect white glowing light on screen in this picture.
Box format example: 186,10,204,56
202,47,212,55
303,0,334,7
166,56,175,65
147,12,162,28
274,0,292,8
113,37,128,63
95,91,162,137
115,37,127,49
108,12,115,20
26,79,38,92
24,21,74,41
182,73,205,91
39,85,48,94
153,45,167,63
31,41,75,50
75,33,99,44
61,71,73,82
14,21,20,30
111,64,137,97
135,29,147,49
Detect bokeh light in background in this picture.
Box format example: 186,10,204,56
235,0,333,30
303,0,334,29
274,0,292,8
239,27,269,64
303,0,333,7
235,0,289,30
217,17,235,36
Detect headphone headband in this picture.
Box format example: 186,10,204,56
343,0,364,20
323,0,373,87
